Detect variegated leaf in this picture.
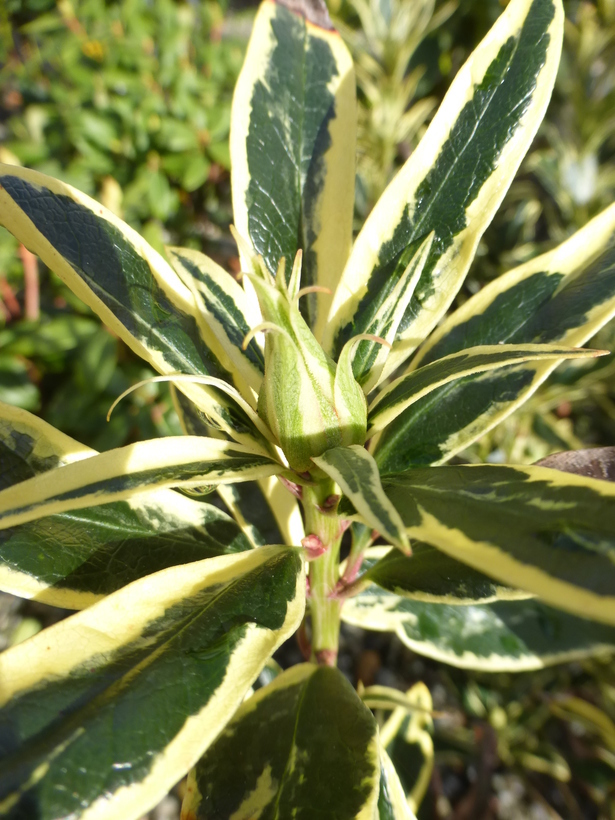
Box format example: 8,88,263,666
374,203,615,471
0,165,262,445
351,233,433,393
218,475,305,548
342,584,615,672
0,546,305,820
368,344,605,437
0,435,282,531
380,683,434,816
326,0,564,375
0,402,252,608
172,386,304,548
231,0,356,338
181,664,380,820
167,246,264,394
378,749,418,820
364,545,529,605
383,465,615,624
171,383,222,439
313,446,409,552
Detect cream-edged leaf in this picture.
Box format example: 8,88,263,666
0,165,254,434
368,344,605,437
342,584,615,672
0,402,250,608
351,233,433,394
0,546,305,820
231,0,356,339
384,464,615,624
380,683,434,816
181,663,380,820
364,544,530,605
0,435,282,531
326,0,564,374
313,446,409,552
378,749,418,820
167,246,264,394
217,476,305,549
374,203,615,472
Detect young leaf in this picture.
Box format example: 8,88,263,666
374,203,615,471
313,446,409,552
326,0,564,373
350,233,433,393
167,246,265,394
181,664,380,820
367,344,605,437
364,545,529,605
0,165,242,423
0,436,282,530
383,465,615,624
231,0,356,338
249,272,366,471
0,546,305,820
342,585,615,672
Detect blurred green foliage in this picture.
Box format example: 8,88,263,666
0,0,243,233
332,0,457,218
0,0,247,447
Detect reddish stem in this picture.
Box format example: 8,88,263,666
0,278,20,318
19,245,39,321
278,475,303,500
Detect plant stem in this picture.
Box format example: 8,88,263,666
304,480,343,666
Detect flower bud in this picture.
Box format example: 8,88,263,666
246,261,367,473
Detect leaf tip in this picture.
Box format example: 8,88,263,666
274,0,334,30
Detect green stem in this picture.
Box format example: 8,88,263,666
304,480,343,666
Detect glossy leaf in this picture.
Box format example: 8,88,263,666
342,584,615,671
0,435,282,531
313,445,409,552
181,664,380,820
384,464,615,623
378,749,418,820
0,546,305,820
0,402,247,607
364,544,529,605
374,203,615,471
231,0,356,338
367,344,604,437
172,387,303,547
0,164,254,438
326,0,563,374
168,246,264,394
351,233,433,393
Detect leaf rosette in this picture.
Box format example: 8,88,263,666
0,0,614,817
